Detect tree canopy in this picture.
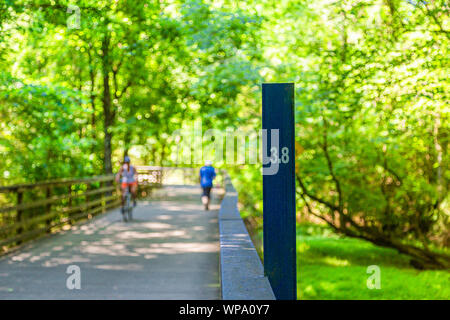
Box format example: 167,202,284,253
0,0,448,269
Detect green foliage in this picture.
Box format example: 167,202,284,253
297,223,450,299
0,0,261,179
0,73,96,182
234,0,449,268
0,0,448,272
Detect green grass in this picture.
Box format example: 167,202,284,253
296,224,450,300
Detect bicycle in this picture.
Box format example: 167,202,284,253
122,185,133,222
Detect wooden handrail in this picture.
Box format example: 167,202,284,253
0,170,163,253
0,199,121,247
0,193,120,234
0,185,116,214
0,174,115,193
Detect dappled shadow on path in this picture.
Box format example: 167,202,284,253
0,185,222,299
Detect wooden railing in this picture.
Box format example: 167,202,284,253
135,166,226,187
0,175,118,251
0,168,163,253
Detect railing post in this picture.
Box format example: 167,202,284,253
16,190,23,236
262,83,297,300
100,181,104,213
103,180,108,213
68,184,73,224
45,187,52,233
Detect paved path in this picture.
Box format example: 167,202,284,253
0,185,221,299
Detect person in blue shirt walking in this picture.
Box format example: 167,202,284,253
199,160,216,210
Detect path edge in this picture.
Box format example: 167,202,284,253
218,173,275,300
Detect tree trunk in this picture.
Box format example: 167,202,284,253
87,45,96,144
123,126,131,158
297,174,450,270
102,33,113,175
339,226,450,270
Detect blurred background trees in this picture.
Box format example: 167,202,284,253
0,0,448,269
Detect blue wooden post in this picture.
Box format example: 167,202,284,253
262,83,297,300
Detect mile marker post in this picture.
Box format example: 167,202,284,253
262,83,297,300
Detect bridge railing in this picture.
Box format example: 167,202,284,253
135,166,226,187
0,169,162,253
219,173,275,300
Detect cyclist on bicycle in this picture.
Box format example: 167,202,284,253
115,155,138,215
